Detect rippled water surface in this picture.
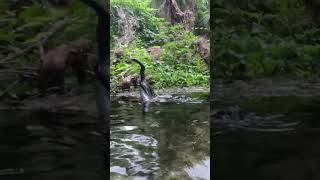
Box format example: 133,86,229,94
214,96,320,180
0,90,210,180
111,92,210,179
0,110,106,180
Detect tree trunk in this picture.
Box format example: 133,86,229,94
160,0,195,31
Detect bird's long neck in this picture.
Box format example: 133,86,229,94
132,59,145,81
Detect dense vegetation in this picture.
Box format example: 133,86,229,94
110,0,209,90
0,0,210,97
0,1,98,96
213,0,320,79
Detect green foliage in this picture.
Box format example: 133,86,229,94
111,1,209,90
0,2,98,64
195,0,210,29
111,31,209,89
0,11,17,44
213,0,320,78
159,25,198,62
0,0,209,92
111,0,165,47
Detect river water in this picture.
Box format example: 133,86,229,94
2,89,319,180
0,109,106,180
0,90,210,180
110,91,210,179
2,88,320,180
214,96,320,180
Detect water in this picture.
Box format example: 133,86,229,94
214,96,320,180
0,110,106,180
110,93,210,179
3,90,318,179
0,91,210,180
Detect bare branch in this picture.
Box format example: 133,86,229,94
0,18,70,63
0,79,20,97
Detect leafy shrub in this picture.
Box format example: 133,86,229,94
213,0,320,78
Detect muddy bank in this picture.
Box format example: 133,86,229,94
212,78,320,100
0,86,209,114
3,77,320,113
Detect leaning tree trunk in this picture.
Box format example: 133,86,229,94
115,7,138,47
195,36,210,67
160,0,195,31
